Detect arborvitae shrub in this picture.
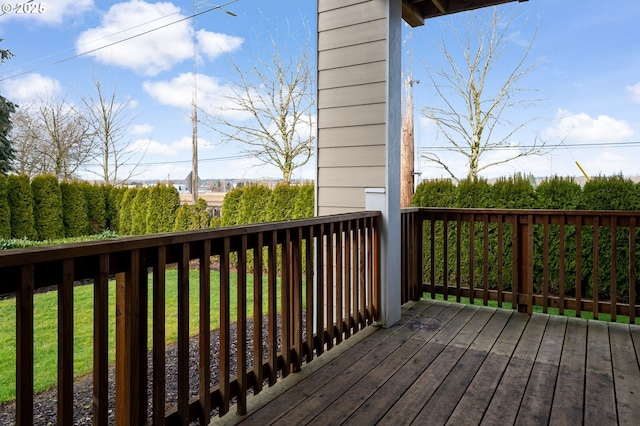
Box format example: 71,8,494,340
456,178,491,208
412,179,457,207
221,186,244,226
292,184,314,219
145,185,162,234
80,182,106,234
118,188,138,235
190,198,210,229
107,187,126,233
209,216,222,228
237,185,271,224
146,184,180,234
7,174,37,240
0,175,10,239
490,174,535,209
60,181,88,238
535,176,581,209
103,185,116,231
31,175,64,240
160,185,180,232
130,188,149,235
173,204,191,232
266,184,299,222
580,174,639,211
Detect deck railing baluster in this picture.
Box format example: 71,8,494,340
305,226,315,362
253,232,264,391
219,237,231,415
315,224,325,356
336,222,344,341
58,258,74,425
152,247,166,426
16,264,34,426
237,235,248,414
94,254,109,426
630,218,636,323
178,243,190,424
268,229,278,386
199,240,211,423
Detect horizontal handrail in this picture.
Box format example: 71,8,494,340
1,211,381,425
402,208,640,322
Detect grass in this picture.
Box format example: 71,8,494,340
0,269,281,404
427,293,640,325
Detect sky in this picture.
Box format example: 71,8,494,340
0,0,639,184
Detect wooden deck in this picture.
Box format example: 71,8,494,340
212,299,640,426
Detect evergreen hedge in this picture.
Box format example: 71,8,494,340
60,181,88,238
412,175,640,304
0,175,10,239
31,175,64,240
266,184,299,222
456,178,492,208
146,184,180,234
221,187,244,226
292,184,314,219
172,198,209,231
80,182,106,234
412,179,457,208
130,188,149,235
236,185,271,225
107,186,126,233
7,174,37,240
118,188,138,235
173,204,191,232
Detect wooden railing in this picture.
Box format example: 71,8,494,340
402,208,640,322
0,211,380,425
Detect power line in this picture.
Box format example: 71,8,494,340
420,140,640,152
109,153,255,167
0,0,239,82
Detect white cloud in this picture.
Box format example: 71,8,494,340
129,138,174,156
75,1,193,76
196,30,243,61
0,0,93,25
128,135,212,157
544,108,633,142
143,72,250,120
3,73,61,102
625,83,640,103
130,124,153,135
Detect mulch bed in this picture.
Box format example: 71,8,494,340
0,316,291,426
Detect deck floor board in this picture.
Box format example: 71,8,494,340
212,300,640,426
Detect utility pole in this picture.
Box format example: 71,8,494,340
191,1,238,204
401,31,418,208
192,73,199,203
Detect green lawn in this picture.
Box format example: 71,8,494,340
427,293,640,325
0,269,278,404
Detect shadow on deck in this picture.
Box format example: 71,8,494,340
213,299,640,425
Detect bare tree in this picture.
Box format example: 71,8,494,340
10,106,41,176
11,96,95,179
203,39,314,185
81,78,141,185
422,7,545,182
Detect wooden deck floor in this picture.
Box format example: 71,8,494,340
212,300,640,426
